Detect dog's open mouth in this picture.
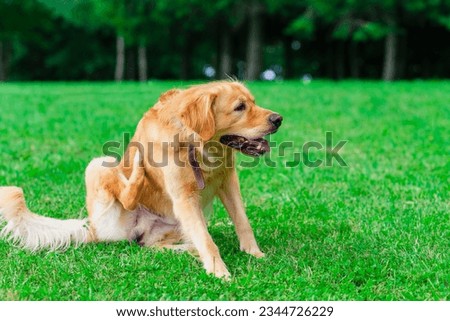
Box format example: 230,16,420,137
219,135,271,157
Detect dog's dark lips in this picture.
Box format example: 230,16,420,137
219,133,273,157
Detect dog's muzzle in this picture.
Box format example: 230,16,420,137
219,135,270,157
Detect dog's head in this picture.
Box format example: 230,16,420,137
172,81,282,157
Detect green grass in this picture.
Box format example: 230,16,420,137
0,81,449,300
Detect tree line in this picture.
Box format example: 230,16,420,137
1,0,449,82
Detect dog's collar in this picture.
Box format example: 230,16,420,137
188,144,205,190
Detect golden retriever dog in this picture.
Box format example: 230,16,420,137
0,81,282,279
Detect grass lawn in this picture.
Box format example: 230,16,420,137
0,81,448,300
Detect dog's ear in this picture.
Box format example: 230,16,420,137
180,93,216,141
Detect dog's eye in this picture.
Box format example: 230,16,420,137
234,103,246,112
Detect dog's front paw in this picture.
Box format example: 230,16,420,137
214,267,231,280
205,259,231,280
241,243,265,258
250,250,265,258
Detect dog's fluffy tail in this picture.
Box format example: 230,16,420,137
0,186,88,251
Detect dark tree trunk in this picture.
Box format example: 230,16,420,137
382,31,397,81
126,47,136,80
326,41,334,78
0,41,11,81
397,34,407,79
115,35,125,81
180,35,192,80
335,41,345,80
422,56,431,78
219,31,233,79
0,41,4,82
245,0,264,80
213,29,220,79
283,36,293,79
138,42,148,82
349,41,360,78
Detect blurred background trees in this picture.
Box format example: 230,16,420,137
0,0,449,81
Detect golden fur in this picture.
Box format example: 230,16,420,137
0,81,281,279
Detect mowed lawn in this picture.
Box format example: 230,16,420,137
0,81,448,301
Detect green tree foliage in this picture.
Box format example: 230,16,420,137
1,0,449,81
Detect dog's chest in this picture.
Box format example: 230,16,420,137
198,148,234,196
197,165,227,208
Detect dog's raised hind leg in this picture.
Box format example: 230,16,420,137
117,150,145,211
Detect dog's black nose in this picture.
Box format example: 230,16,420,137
269,113,283,128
